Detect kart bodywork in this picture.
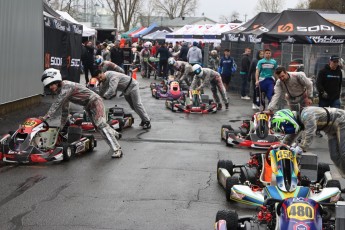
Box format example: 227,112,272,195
0,118,96,163
215,198,345,230
69,106,134,132
165,90,217,114
221,112,281,149
150,80,185,100
217,146,341,206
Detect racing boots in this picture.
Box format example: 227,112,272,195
217,103,222,110
140,120,151,129
111,148,123,158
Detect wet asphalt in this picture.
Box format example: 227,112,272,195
0,73,343,230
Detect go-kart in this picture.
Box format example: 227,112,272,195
68,106,134,132
215,197,345,230
217,144,341,206
0,117,96,163
221,112,281,149
150,79,185,100
165,89,217,114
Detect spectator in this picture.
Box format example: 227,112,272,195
179,42,189,62
95,41,102,56
173,42,181,53
219,49,234,92
255,48,277,105
240,47,252,100
208,50,220,71
249,50,264,109
101,43,110,61
156,42,171,80
140,42,151,78
187,41,202,66
81,40,95,84
316,55,343,108
94,70,151,129
110,40,124,68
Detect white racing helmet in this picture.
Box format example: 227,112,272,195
192,64,203,77
41,68,62,87
168,57,176,65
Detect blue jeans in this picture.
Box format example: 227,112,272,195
319,98,341,108
259,78,275,103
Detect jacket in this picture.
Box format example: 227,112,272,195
110,47,124,66
219,56,234,75
316,64,342,101
187,46,202,64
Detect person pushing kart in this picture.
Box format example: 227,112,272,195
168,57,194,86
95,55,125,74
94,69,151,129
271,107,345,178
40,68,122,158
191,64,229,110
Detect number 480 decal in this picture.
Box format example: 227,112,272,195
287,203,314,220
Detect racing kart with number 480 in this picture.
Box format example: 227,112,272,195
0,117,97,163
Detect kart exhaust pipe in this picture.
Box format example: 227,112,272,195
218,168,231,189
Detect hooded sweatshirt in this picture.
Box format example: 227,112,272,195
316,64,342,101
187,46,202,64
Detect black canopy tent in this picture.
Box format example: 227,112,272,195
241,10,345,44
221,12,279,42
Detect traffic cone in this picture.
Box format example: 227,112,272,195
132,68,138,80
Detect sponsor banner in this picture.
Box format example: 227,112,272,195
306,36,345,44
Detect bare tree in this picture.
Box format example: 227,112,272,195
105,0,143,32
151,0,198,19
219,11,240,23
256,0,286,13
47,0,84,17
309,0,345,13
295,0,309,9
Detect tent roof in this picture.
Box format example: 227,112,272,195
142,30,170,40
56,10,96,37
321,13,345,29
243,10,345,44
129,27,146,37
121,26,140,38
221,12,278,42
132,23,158,38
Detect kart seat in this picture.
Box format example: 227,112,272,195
37,127,60,149
259,154,273,185
200,94,209,104
67,126,82,143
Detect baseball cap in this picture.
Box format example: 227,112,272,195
330,55,340,61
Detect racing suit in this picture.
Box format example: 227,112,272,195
99,71,150,123
191,68,229,106
267,72,313,113
140,48,150,77
101,61,125,74
173,61,194,85
284,106,345,176
43,80,121,152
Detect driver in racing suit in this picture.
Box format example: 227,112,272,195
191,64,229,110
95,55,125,74
41,68,122,158
272,107,345,178
168,57,194,86
266,66,313,113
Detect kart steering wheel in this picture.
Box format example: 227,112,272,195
40,120,50,132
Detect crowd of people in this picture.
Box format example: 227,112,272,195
46,38,345,177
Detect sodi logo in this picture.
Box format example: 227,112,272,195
278,23,294,33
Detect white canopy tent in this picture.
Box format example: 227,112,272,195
56,10,96,37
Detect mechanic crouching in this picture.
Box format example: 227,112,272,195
191,64,229,110
271,107,345,178
40,68,122,158
93,70,151,129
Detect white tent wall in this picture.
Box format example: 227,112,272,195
56,10,96,37
0,0,43,105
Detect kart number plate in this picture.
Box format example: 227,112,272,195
276,150,293,161
23,121,37,127
287,203,314,221
191,90,199,95
257,114,268,121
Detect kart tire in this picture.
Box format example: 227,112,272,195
155,91,159,99
62,143,75,161
83,134,95,152
217,160,234,179
225,176,239,201
216,210,238,230
224,131,234,147
317,162,330,183
221,125,233,137
326,179,342,190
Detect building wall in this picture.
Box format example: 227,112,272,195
0,0,43,105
